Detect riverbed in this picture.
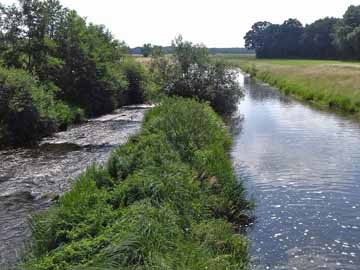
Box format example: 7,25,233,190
0,105,148,268
232,73,360,270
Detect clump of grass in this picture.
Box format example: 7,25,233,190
24,97,252,270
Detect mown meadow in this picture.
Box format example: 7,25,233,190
223,56,360,118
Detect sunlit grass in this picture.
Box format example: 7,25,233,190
221,57,360,118
24,97,253,270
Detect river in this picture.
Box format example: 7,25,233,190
231,73,360,270
0,105,148,268
2,73,360,270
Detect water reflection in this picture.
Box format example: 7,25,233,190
241,75,291,105
232,73,360,270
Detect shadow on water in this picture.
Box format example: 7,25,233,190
232,73,360,270
0,106,148,269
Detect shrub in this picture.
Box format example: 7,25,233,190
0,83,41,146
119,58,158,105
152,36,243,115
0,67,85,146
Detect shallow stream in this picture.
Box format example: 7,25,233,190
0,105,148,268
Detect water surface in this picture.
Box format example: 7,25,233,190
232,73,360,270
0,105,148,268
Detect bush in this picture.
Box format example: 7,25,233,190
0,67,83,146
24,98,252,270
152,36,243,115
119,58,158,105
0,83,41,146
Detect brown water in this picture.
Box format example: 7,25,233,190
0,105,148,268
231,73,360,270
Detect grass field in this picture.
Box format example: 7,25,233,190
220,56,360,118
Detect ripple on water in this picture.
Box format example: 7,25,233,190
233,73,360,269
0,107,147,267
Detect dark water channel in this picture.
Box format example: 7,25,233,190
231,73,360,270
0,105,149,268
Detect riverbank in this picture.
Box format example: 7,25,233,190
23,97,252,270
0,59,155,148
221,56,360,118
0,106,147,268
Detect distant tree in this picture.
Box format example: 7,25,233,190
141,43,152,57
244,21,272,57
151,45,163,57
302,17,339,59
244,19,304,59
171,35,208,72
0,2,25,68
278,19,304,58
245,18,347,59
335,5,360,59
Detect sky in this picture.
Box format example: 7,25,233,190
2,0,360,47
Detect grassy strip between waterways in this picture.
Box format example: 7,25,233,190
223,57,360,118
24,97,253,270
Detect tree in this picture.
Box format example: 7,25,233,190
278,19,303,58
151,45,163,57
302,17,339,59
152,36,242,115
244,21,271,57
0,3,25,68
171,35,208,72
0,0,156,145
335,5,360,59
245,17,343,59
141,43,152,57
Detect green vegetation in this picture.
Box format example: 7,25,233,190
150,36,243,115
0,0,155,146
24,98,252,270
0,0,242,147
244,5,360,60
132,46,254,56
0,3,249,266
0,66,84,146
226,57,360,117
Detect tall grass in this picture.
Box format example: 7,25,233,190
222,57,360,117
24,97,252,270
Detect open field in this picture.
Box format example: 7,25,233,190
220,56,360,117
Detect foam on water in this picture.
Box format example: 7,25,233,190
0,106,147,268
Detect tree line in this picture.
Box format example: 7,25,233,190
0,0,155,146
0,0,242,147
244,5,360,59
133,45,254,57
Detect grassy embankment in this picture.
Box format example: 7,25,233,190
221,55,360,118
24,97,253,270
